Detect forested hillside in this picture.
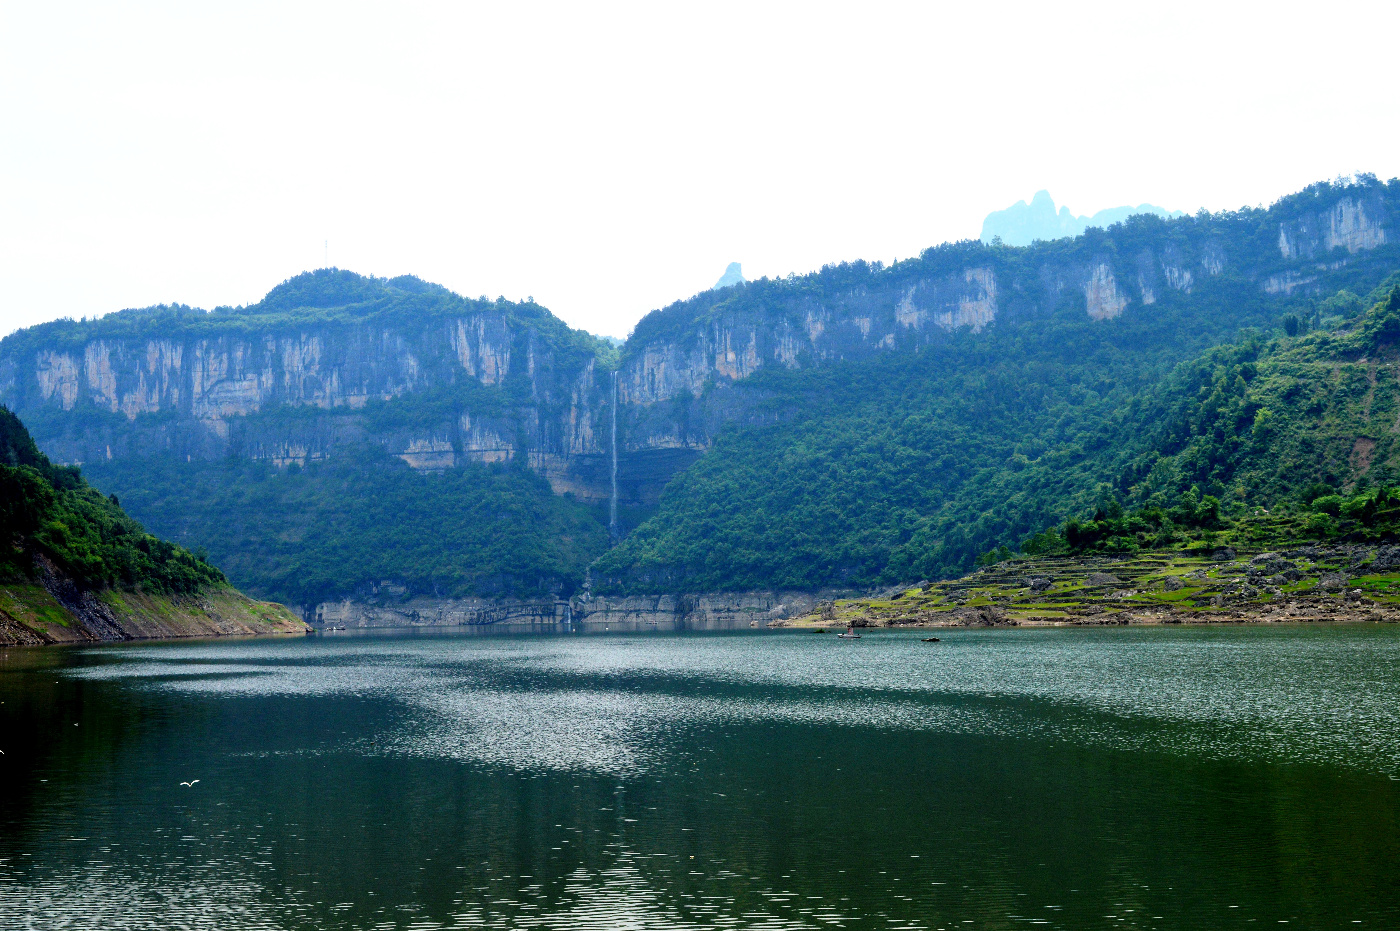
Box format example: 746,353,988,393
0,406,306,645
83,447,609,607
1027,279,1400,553
4,176,1399,610
594,274,1400,592
0,406,223,593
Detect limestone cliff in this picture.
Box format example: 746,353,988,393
1,180,1396,519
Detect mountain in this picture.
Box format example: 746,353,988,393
0,406,303,644
587,272,1389,593
1,176,1397,618
981,190,1187,246
713,262,746,290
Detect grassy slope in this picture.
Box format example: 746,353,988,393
793,547,1400,628
0,406,305,645
0,583,305,646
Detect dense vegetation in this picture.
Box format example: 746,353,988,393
594,276,1400,592
3,268,615,364
10,178,1400,603
1016,480,1400,561
1009,280,1400,559
0,408,224,593
82,447,610,608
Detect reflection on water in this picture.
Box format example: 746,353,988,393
2,627,1399,929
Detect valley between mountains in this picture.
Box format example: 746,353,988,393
5,176,1400,633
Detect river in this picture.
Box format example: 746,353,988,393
2,625,1398,929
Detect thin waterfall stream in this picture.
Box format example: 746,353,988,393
609,371,619,538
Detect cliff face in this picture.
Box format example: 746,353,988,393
2,289,619,502
610,183,1394,458
1,181,1396,515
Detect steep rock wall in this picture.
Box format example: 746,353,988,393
2,184,1396,512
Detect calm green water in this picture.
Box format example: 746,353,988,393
2,626,1399,929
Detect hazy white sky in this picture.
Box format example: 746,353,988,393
2,1,1397,339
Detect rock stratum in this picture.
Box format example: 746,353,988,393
312,588,849,633
0,575,307,647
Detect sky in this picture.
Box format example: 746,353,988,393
2,2,1398,340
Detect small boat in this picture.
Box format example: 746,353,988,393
326,625,347,632
921,637,941,643
836,626,861,639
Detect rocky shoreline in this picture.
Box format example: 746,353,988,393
778,600,1400,629
309,589,857,632
302,545,1400,634
29,543,1397,646
779,545,1400,629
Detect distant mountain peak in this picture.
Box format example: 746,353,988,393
982,192,1185,246
713,262,746,290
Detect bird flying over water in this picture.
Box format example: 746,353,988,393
180,780,200,787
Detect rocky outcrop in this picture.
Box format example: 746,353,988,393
1279,196,1388,259
713,262,746,290
1083,262,1127,320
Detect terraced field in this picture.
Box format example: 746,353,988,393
788,545,1400,628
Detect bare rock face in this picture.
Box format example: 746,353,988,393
310,589,845,632
1084,262,1128,321
1370,546,1400,572
1319,573,1350,592
945,606,1012,627
1086,572,1121,586
1278,197,1388,259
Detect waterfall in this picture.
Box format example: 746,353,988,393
609,371,619,539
